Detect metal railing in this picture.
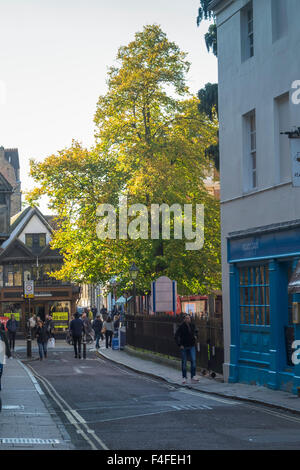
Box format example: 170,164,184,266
125,314,224,374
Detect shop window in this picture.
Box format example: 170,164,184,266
239,266,270,325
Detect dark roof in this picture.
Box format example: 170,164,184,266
44,215,62,231
4,148,20,170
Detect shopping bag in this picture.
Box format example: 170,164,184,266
48,337,55,348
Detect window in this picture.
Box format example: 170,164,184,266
239,266,270,325
25,233,47,253
272,0,288,42
241,2,254,61
4,265,22,287
243,110,257,191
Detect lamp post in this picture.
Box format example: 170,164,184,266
129,263,139,315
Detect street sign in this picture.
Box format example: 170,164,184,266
24,280,34,298
151,276,177,315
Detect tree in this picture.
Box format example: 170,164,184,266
197,1,217,57
28,25,221,295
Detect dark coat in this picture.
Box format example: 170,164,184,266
6,319,18,333
36,325,49,344
0,329,11,359
175,322,198,348
70,318,84,337
92,318,103,335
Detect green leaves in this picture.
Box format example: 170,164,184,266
27,25,221,296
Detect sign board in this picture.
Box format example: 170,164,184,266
0,316,9,330
151,276,177,315
52,311,69,330
2,312,21,321
24,280,34,298
291,137,300,187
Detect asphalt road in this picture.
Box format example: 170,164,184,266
17,347,300,450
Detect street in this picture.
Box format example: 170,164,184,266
11,346,300,450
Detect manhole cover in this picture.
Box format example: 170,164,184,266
0,438,60,445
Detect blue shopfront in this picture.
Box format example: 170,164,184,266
227,221,300,394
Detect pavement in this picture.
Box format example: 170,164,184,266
2,338,300,451
0,350,74,450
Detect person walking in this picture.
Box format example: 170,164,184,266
0,324,11,392
103,316,113,349
35,320,49,360
28,313,37,339
6,314,18,352
45,314,55,339
69,312,84,358
92,314,103,349
175,314,199,385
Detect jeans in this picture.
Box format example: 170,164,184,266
105,331,113,348
38,342,47,359
180,346,196,379
73,336,82,357
8,331,16,350
95,333,102,349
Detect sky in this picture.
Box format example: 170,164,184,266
0,0,217,213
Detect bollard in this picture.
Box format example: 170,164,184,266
27,335,32,358
83,335,86,359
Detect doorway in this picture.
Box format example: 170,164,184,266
34,304,46,322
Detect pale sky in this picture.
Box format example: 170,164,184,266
0,0,217,213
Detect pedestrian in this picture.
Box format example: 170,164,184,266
92,314,103,349
6,314,18,352
91,306,98,320
113,314,120,331
35,320,49,361
69,312,84,359
103,316,113,348
174,314,199,385
88,307,93,322
0,324,11,392
45,314,55,339
81,312,93,342
28,313,37,339
100,306,107,317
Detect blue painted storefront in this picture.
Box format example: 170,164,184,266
228,222,300,394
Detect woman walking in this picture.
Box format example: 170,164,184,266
35,320,49,360
103,316,113,349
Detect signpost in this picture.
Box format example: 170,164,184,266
151,276,177,315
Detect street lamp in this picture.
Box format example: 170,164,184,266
129,263,139,315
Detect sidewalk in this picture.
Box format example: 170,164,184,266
0,355,73,450
96,345,300,415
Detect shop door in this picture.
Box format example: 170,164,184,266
34,304,46,322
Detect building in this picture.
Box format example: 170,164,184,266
0,205,80,333
210,0,300,393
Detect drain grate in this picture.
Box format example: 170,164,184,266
0,438,60,445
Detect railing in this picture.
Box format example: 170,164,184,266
125,314,224,374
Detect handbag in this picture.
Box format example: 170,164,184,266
48,337,55,348
101,327,106,334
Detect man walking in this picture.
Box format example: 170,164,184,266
92,314,103,349
6,314,18,352
175,314,199,384
69,312,84,359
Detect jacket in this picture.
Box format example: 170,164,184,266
175,322,198,348
35,325,49,344
6,319,18,333
92,319,103,335
0,329,11,362
70,318,84,337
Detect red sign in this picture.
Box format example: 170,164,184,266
0,316,9,330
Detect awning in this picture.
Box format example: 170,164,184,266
116,296,132,304
288,260,300,294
